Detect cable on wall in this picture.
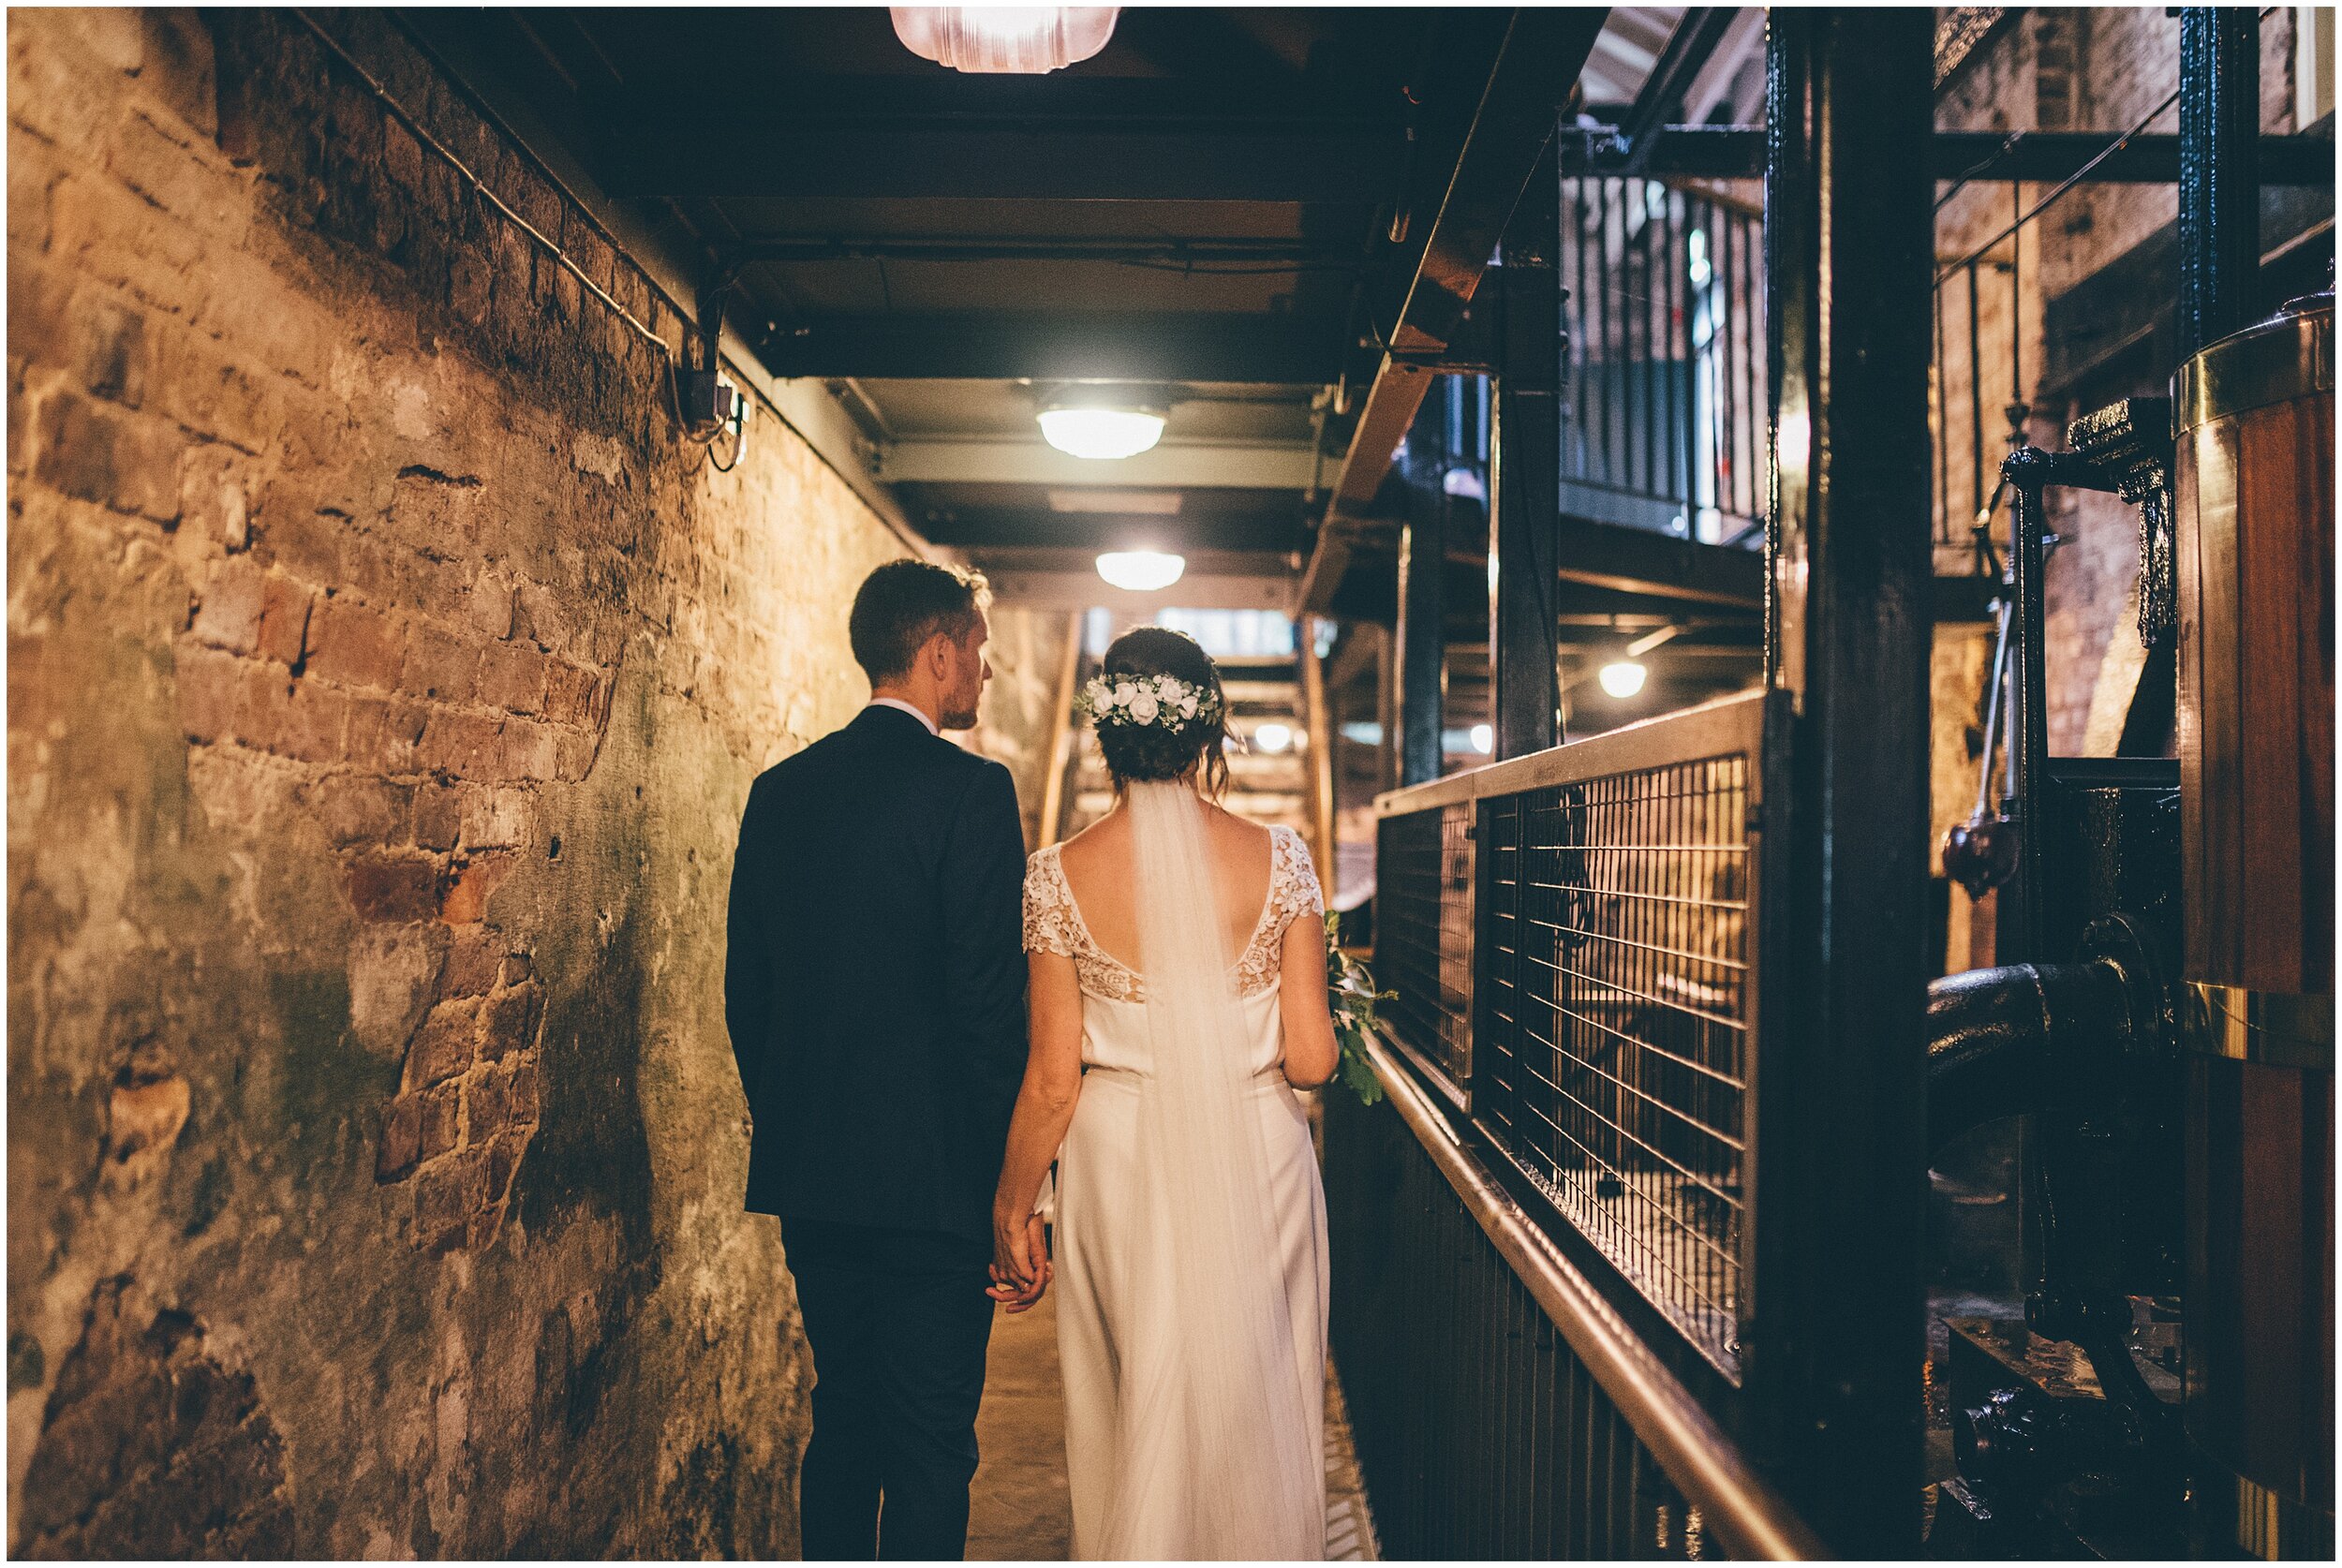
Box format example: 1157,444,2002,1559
292,9,749,466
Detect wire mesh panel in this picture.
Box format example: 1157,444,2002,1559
1374,805,1476,1086
1480,749,1753,1378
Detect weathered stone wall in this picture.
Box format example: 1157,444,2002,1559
7,9,915,1554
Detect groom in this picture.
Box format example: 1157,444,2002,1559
726,559,1039,1561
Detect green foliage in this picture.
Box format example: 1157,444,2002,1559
1323,912,1394,1107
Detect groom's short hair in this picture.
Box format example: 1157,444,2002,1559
849,559,991,685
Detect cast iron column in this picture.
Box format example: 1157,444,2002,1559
1490,143,1564,762
1757,9,1934,1555
1394,415,1448,787
2178,7,2261,357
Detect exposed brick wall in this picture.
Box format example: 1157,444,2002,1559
1932,7,2319,761
8,9,918,1554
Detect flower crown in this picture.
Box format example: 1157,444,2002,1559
1076,672,1221,732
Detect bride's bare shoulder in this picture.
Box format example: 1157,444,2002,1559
1203,803,1273,849
1054,813,1127,875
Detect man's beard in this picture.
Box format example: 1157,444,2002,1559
941,694,981,731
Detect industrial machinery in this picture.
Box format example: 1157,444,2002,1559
1925,292,2334,1560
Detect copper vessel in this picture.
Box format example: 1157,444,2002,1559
2172,292,2335,1559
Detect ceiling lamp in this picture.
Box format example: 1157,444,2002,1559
1037,394,1167,461
1469,724,1493,754
1095,551,1185,593
889,7,1119,75
1598,659,1649,700
1253,721,1294,754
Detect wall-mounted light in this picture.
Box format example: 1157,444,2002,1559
1038,391,1167,460
1598,660,1648,700
1095,551,1184,592
890,7,1119,74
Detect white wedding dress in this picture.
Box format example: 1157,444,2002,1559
1022,792,1330,1561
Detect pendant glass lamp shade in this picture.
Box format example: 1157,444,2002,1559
1598,659,1648,700
890,7,1119,74
1095,551,1185,593
1038,406,1165,460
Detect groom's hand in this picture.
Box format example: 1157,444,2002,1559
986,1214,1051,1313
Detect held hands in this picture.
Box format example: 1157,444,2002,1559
986,1211,1051,1313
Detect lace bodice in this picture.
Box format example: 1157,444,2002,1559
1023,824,1325,1003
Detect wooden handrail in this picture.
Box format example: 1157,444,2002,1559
1363,1030,1830,1561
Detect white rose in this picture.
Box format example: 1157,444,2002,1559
1130,693,1160,723
1179,694,1198,717
1114,682,1137,705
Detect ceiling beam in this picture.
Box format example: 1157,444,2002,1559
1555,524,1765,607
1614,9,1739,167
911,510,1305,553
877,438,1321,490
757,314,1341,384
1298,7,1610,613
739,239,1354,267
592,118,1406,202
971,568,1296,613
1556,126,2338,184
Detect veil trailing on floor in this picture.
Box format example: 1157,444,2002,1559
1104,779,1322,1560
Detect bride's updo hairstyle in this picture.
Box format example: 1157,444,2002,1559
1091,627,1230,798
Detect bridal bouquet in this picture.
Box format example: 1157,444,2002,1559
1323,913,1393,1106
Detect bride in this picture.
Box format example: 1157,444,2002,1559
987,626,1340,1561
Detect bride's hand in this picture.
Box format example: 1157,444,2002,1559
986,1212,1050,1312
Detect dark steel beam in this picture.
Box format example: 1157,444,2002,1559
1614,8,1739,169
593,118,1407,202
1299,7,1609,612
908,510,1305,554
1394,438,1447,788
2178,9,2263,356
1555,525,1765,607
753,313,1343,384
1557,125,2332,185
1390,8,1609,358
1755,10,1934,1556
1490,146,1564,760
739,238,1356,268
589,75,1395,123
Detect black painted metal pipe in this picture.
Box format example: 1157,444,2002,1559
1926,959,2134,1152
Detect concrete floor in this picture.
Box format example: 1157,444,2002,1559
967,1290,1380,1561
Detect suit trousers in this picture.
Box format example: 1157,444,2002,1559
784,1219,997,1561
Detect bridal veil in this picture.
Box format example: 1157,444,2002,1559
1103,779,1324,1560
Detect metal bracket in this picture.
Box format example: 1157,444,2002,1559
2066,398,2177,650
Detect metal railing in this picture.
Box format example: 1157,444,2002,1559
1374,693,1763,1381
1347,692,1810,1556
1328,1033,1819,1561
1560,179,1768,545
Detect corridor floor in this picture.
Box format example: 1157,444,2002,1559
966,1290,1381,1560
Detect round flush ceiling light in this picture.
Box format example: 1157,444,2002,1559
1095,551,1185,593
890,7,1119,75
1038,402,1167,461
1598,659,1649,700
1253,721,1294,754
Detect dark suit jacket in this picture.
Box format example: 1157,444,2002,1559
724,704,1029,1245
